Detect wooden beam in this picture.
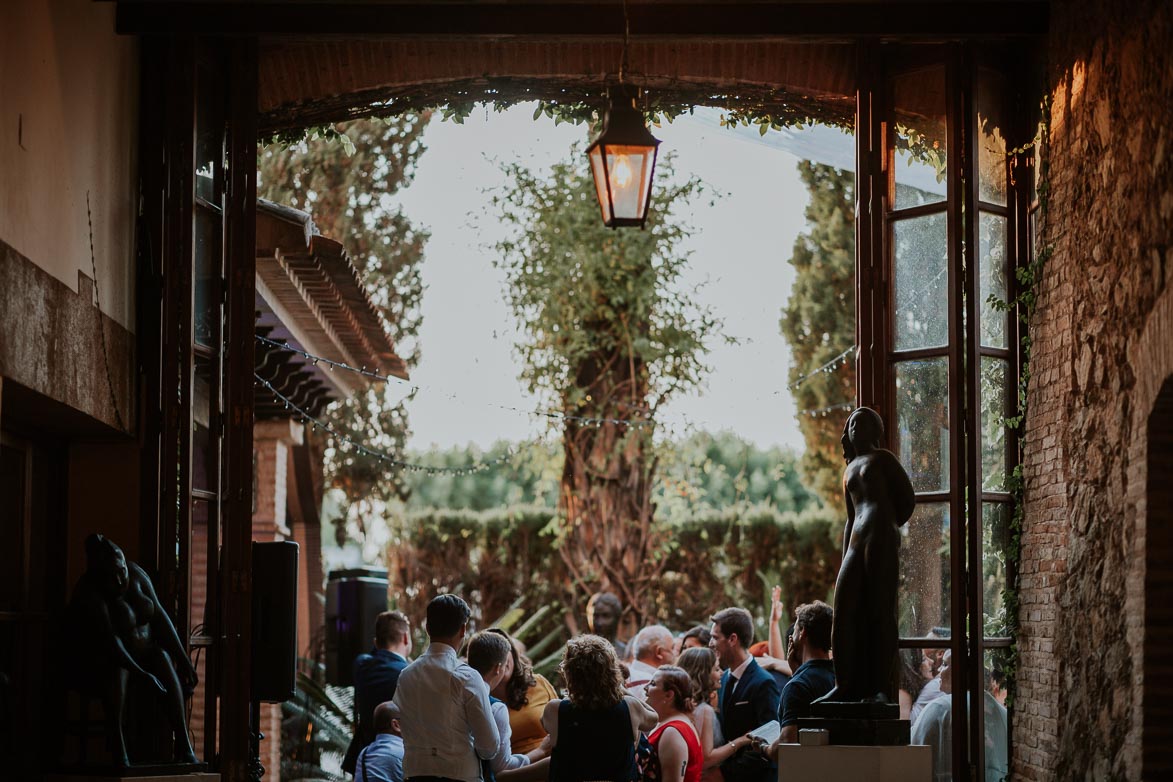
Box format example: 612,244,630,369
221,36,259,782
117,2,1048,38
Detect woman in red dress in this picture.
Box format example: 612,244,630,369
645,666,703,782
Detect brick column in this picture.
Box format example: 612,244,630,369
252,418,306,782
253,419,303,542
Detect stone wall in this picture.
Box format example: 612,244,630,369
0,239,134,433
1015,1,1173,779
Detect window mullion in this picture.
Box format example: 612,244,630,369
959,43,989,782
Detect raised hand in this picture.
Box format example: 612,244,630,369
770,586,784,624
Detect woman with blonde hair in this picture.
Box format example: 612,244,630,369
542,635,657,782
676,647,754,781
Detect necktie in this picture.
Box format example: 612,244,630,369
722,672,737,707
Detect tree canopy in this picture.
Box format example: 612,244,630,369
257,114,431,539
490,147,725,618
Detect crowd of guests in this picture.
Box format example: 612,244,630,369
343,592,1006,782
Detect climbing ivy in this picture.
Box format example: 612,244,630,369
263,89,854,152
986,92,1052,709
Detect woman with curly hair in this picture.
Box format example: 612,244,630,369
487,628,560,754
543,634,657,782
644,666,703,782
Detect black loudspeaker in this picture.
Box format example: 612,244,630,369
325,568,389,686
252,541,300,703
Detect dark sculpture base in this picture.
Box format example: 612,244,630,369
800,701,908,746
48,762,211,779
811,700,899,720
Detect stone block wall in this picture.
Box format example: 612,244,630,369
1015,1,1173,779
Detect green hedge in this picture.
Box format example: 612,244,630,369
386,503,841,652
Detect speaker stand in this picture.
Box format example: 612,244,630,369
248,701,264,782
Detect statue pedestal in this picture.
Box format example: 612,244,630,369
46,769,217,782
799,700,909,745
777,744,930,782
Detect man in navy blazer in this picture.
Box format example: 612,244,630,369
710,607,781,782
343,610,414,774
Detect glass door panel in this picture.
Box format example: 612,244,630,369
895,358,951,493
981,502,1013,637
899,502,951,638
890,65,948,210
893,214,950,350
981,647,1012,782
980,356,1011,492
977,69,1009,207
194,206,221,349
978,212,1010,349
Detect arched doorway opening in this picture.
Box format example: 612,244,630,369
137,31,1036,782
1145,375,1173,779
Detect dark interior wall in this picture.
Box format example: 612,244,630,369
1016,1,1173,779
66,441,142,589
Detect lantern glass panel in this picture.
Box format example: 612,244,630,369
603,144,655,222
588,145,612,224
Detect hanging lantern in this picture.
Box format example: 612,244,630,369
587,88,661,229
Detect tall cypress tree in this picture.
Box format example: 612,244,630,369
780,162,856,511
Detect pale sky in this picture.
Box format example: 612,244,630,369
387,104,853,451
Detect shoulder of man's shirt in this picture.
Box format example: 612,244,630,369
451,659,488,683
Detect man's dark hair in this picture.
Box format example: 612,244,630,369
467,630,512,675
682,625,711,648
426,594,471,638
375,610,410,648
373,701,400,733
710,607,754,648
794,601,833,652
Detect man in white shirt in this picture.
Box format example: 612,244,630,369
910,650,1009,782
356,701,406,782
624,624,675,701
393,594,499,782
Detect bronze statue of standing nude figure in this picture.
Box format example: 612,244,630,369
813,407,915,705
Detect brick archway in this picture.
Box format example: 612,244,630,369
257,39,857,132
1145,374,1173,779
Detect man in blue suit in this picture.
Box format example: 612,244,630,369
344,610,413,774
710,607,781,782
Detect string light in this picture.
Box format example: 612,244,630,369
256,335,854,431
784,346,855,392
798,402,855,418
255,333,653,429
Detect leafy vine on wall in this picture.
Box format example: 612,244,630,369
988,93,1052,708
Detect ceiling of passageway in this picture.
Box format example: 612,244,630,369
257,38,859,132
113,2,1047,132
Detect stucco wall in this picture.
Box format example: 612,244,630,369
0,0,137,331
1016,1,1173,779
